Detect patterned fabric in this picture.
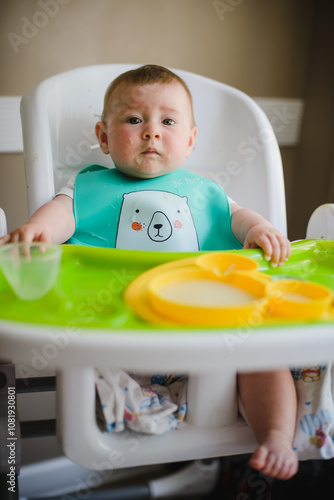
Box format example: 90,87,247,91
96,368,187,434
292,364,334,460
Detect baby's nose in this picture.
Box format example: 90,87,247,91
144,131,161,139
143,124,161,139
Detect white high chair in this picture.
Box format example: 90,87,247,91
0,208,7,238
3,64,334,498
306,204,334,239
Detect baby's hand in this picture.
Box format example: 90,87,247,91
243,224,291,267
0,222,52,246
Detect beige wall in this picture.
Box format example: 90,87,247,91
288,2,334,238
1,0,331,240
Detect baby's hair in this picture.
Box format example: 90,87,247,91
101,64,195,125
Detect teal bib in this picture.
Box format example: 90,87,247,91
68,166,242,252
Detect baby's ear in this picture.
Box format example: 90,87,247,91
95,121,109,154
186,126,197,158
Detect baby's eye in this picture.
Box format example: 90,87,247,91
162,118,175,126
128,117,141,124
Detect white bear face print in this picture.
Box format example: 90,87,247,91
115,190,199,251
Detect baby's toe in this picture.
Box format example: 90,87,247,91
278,454,299,480
249,445,268,471
262,451,282,477
266,452,298,480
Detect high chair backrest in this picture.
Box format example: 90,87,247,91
20,64,287,235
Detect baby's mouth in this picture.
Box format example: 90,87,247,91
142,148,159,155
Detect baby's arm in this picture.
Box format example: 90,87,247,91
230,203,290,266
0,195,75,245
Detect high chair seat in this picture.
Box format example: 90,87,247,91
1,65,334,497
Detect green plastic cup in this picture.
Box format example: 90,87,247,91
0,242,62,301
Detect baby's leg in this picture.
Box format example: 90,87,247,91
238,369,298,480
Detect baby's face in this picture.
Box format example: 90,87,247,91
96,82,197,179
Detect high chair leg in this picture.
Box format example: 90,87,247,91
187,371,237,427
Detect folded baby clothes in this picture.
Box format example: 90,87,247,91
95,368,187,435
292,364,334,460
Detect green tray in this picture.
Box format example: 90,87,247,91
0,239,333,330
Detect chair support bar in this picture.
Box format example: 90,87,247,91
15,376,56,393
20,419,56,439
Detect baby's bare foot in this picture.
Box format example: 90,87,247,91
249,430,298,480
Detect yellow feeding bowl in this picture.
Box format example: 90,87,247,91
268,279,332,320
196,252,259,275
147,268,268,326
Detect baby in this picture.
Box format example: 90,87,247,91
0,64,297,479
